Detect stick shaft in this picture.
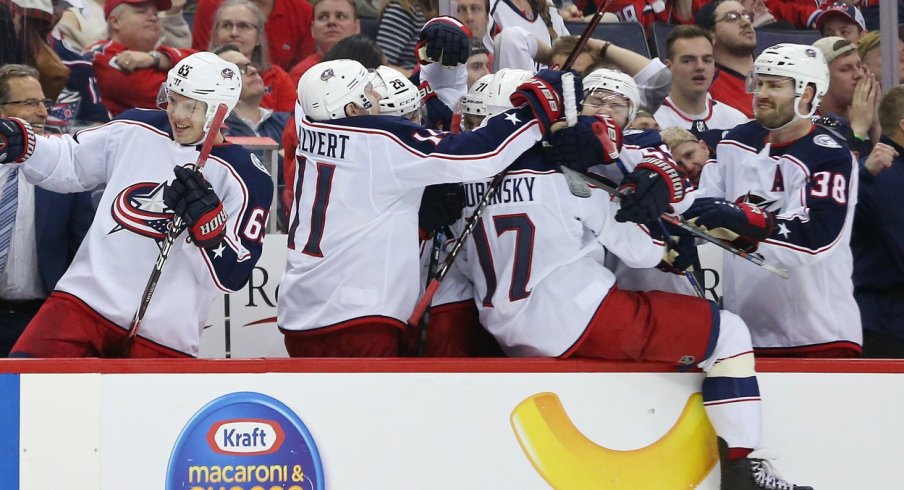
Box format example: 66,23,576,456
119,104,229,356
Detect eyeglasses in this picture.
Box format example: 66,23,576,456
235,62,260,74
0,98,53,111
716,10,754,24
218,21,259,32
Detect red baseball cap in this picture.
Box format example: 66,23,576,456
104,0,172,18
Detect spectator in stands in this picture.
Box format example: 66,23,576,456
547,35,602,75
2,0,71,101
55,0,191,50
215,44,289,227
208,0,295,112
660,126,711,185
192,0,314,71
696,0,757,118
355,0,387,18
456,0,488,42
466,40,490,88
857,30,904,87
813,1,866,44
0,64,94,357
289,0,361,86
376,0,435,72
812,36,877,159
484,0,568,69
48,34,111,134
86,0,193,116
655,25,747,148
761,0,817,29
852,85,904,358
628,107,660,131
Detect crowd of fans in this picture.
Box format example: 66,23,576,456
0,0,903,360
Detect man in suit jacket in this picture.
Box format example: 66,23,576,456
0,64,94,356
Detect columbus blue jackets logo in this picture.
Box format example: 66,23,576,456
220,68,235,79
110,182,174,241
320,68,334,81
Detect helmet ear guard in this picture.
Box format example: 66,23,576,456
164,52,242,133
299,59,376,121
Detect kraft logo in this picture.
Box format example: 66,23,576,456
206,419,285,455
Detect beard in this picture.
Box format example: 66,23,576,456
754,100,795,129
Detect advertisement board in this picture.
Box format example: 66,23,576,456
10,368,904,489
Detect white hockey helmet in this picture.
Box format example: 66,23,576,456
372,66,421,117
582,68,639,122
461,73,493,117
161,52,242,132
299,59,376,121
484,68,532,117
751,43,829,119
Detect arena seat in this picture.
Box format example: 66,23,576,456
564,21,651,57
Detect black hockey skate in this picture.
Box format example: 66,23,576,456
718,438,813,490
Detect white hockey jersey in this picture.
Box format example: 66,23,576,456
21,109,274,355
588,129,698,296
278,105,543,332
459,147,664,356
654,95,748,135
697,121,861,352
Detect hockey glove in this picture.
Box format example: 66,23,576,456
649,220,698,274
683,197,775,252
545,114,623,173
164,165,229,248
417,16,472,67
419,183,465,234
615,156,685,224
510,69,582,135
419,81,454,131
0,117,36,164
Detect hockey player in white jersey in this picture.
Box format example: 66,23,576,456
577,67,701,296
278,58,577,357
0,52,273,358
457,95,813,488
685,43,862,357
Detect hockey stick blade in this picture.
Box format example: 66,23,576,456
117,103,230,357
558,166,791,279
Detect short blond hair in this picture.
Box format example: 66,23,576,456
660,126,699,151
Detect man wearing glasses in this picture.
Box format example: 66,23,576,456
696,0,757,118
0,65,94,356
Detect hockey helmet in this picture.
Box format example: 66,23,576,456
372,66,421,117
461,73,493,117
750,43,829,119
160,52,242,133
582,68,639,123
484,68,532,117
299,59,376,121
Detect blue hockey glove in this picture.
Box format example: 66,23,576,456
417,16,471,67
546,114,622,173
419,81,454,131
650,220,698,274
164,165,228,248
419,183,465,234
684,197,775,252
616,156,685,224
0,117,36,164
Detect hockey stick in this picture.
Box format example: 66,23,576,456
406,6,610,329
558,166,792,279
414,227,446,356
118,103,229,356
